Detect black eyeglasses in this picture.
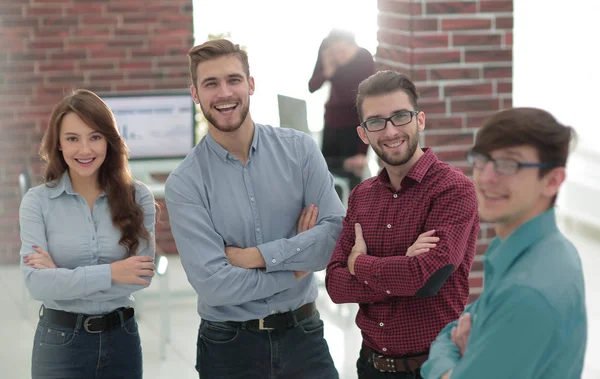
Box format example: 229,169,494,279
360,110,419,132
467,151,555,176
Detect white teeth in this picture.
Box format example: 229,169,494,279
484,192,504,199
387,140,403,148
215,103,236,110
77,159,93,164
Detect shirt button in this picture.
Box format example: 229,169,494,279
364,280,368,285
250,197,255,202
271,258,277,264
256,228,260,232
382,348,387,352
92,236,96,241
393,194,398,198
386,224,392,229
296,248,300,252
386,290,391,294
379,322,384,327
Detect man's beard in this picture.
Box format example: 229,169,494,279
372,130,420,167
200,100,250,133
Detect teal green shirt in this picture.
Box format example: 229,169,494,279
422,208,587,379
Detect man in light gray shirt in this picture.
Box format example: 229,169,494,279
165,39,345,378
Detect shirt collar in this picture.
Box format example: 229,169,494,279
484,208,559,279
48,171,76,199
204,123,259,162
377,147,438,188
48,171,107,199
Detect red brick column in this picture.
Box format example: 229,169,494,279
0,0,194,263
376,0,513,301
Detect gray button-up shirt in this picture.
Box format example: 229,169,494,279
165,124,345,322
19,172,156,315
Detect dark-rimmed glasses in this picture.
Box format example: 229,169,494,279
467,151,555,176
360,110,419,132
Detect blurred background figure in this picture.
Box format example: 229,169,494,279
309,29,375,192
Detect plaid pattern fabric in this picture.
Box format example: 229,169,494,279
325,148,479,356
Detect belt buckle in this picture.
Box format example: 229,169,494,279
372,353,396,373
258,318,274,331
83,315,104,333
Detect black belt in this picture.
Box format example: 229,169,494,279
39,305,135,334
361,344,428,373
223,302,317,331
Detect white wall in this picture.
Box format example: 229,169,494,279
193,0,378,133
514,2,600,378
514,0,600,226
514,0,599,150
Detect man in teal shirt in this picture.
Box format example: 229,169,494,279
421,107,587,379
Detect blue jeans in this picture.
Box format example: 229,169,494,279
196,311,339,378
31,314,142,379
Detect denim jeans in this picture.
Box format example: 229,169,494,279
196,311,339,378
31,314,142,379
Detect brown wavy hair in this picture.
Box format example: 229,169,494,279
40,89,151,256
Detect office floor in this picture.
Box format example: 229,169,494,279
1,218,599,379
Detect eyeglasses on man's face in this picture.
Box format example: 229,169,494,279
360,110,419,132
467,151,554,176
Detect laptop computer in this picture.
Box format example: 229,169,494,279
277,94,311,135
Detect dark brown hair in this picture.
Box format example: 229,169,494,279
355,70,419,121
188,39,250,89
472,107,576,177
40,89,152,256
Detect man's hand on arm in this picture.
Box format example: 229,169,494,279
226,205,319,278
451,313,472,357
297,204,318,233
439,313,472,378
349,228,438,275
347,223,367,275
225,246,266,269
406,230,439,257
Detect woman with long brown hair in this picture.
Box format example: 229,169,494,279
19,89,156,379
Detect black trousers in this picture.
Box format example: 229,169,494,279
322,125,364,192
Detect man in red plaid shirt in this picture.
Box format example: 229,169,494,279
325,71,479,379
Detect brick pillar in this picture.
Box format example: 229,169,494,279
376,0,513,302
0,0,194,263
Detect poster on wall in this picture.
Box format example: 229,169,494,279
102,93,195,160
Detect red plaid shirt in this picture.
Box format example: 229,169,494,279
326,148,479,356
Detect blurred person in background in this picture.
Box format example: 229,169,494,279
309,29,375,191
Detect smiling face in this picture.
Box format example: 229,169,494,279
190,54,254,133
59,112,107,182
474,145,565,238
357,90,425,167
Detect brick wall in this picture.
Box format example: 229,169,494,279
0,0,194,263
376,0,513,302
